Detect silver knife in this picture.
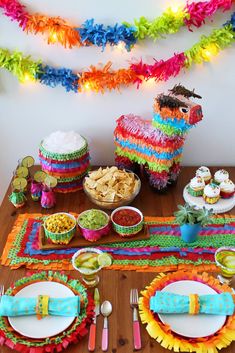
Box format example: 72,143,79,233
88,288,100,351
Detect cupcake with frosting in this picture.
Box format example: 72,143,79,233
220,179,235,199
188,176,205,197
203,183,220,204
196,166,211,184
214,169,229,185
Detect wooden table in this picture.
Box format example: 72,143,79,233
0,166,234,353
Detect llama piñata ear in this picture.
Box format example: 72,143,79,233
169,84,202,99
156,94,188,110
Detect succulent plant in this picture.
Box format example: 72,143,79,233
174,203,213,226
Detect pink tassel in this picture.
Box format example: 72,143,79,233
130,53,186,82
0,0,28,28
185,0,233,29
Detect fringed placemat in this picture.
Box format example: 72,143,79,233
0,271,93,353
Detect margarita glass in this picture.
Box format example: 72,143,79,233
72,248,112,287
215,247,235,284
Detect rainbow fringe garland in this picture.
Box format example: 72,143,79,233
0,12,234,93
0,271,94,353
1,213,235,272
0,0,234,50
139,271,235,353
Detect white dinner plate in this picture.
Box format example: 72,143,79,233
158,280,226,338
8,281,76,339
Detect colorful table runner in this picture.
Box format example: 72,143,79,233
1,213,235,271
139,271,235,353
0,271,93,353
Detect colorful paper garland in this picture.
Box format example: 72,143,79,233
0,0,234,50
0,12,234,94
139,271,235,353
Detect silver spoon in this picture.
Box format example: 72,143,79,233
100,300,112,351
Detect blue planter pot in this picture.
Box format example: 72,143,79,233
180,223,201,243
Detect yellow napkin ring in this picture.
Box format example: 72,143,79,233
189,294,200,315
36,295,49,320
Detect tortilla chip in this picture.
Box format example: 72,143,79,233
84,166,139,204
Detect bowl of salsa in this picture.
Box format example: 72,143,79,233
111,206,144,237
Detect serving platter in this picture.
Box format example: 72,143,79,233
183,184,235,213
39,224,149,250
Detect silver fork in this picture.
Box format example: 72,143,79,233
130,289,141,350
0,285,4,301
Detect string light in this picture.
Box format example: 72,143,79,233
170,3,182,14
49,32,58,43
22,72,33,83
83,82,91,90
202,44,219,61
146,78,156,85
116,42,125,51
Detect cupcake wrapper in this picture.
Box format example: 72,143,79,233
203,194,220,204
204,178,212,185
187,187,203,197
220,190,235,199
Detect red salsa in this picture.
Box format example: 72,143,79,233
113,209,141,226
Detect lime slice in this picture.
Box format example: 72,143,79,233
16,166,29,178
97,253,113,267
44,175,58,188
22,156,35,168
12,177,27,191
34,171,47,183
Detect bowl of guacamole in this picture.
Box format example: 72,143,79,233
77,209,110,242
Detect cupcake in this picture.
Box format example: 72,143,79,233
214,169,229,185
196,166,211,184
203,184,220,204
220,179,235,199
188,176,205,197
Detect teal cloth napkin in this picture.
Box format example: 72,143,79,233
0,295,80,317
150,292,234,315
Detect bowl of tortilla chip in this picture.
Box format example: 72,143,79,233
83,166,141,210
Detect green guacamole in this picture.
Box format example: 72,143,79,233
79,210,108,230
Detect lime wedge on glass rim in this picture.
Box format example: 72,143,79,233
12,177,27,191
22,156,35,168
97,253,113,267
44,175,58,188
34,171,47,183
16,166,29,178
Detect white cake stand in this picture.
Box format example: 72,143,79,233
183,184,235,214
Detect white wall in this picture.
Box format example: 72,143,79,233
0,0,235,203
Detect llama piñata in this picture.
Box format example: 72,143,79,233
114,84,203,191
